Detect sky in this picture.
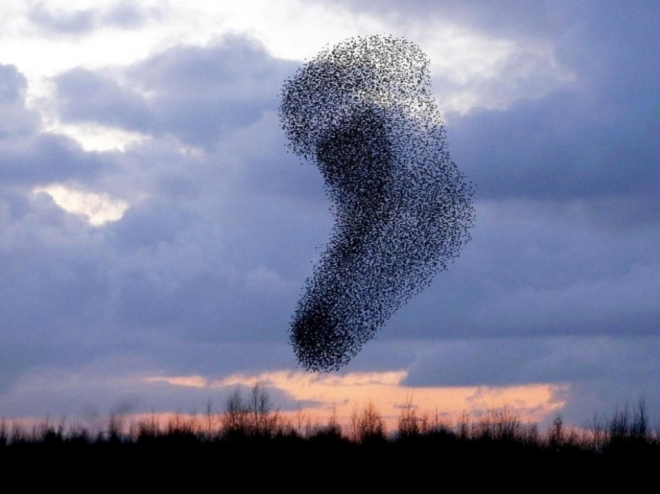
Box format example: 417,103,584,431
0,0,658,429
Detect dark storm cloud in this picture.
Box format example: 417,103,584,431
56,38,298,147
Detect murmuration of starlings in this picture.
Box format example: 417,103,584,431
279,35,475,371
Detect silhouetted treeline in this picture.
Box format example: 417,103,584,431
1,387,658,488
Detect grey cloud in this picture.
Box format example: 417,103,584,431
0,65,40,139
56,69,153,131
331,0,633,44
28,2,151,35
0,344,43,394
111,197,197,249
0,194,111,337
0,367,218,419
326,0,572,47
0,64,117,186
448,3,660,211
29,3,96,34
56,38,298,148
95,123,325,343
0,65,28,104
560,380,660,428
449,89,660,208
143,341,298,378
0,133,114,185
0,53,310,395
375,197,660,343
102,2,149,28
403,336,660,388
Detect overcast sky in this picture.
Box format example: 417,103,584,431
0,0,658,428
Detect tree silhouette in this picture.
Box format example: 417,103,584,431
222,382,279,438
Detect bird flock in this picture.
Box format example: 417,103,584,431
279,35,475,371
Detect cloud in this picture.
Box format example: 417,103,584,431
56,68,153,132
0,65,40,140
33,184,128,225
402,336,660,386
29,3,96,35
56,37,298,148
28,1,151,35
101,2,150,29
449,92,660,209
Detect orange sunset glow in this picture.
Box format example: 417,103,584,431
146,371,568,430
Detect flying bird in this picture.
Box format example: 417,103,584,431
279,35,475,371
